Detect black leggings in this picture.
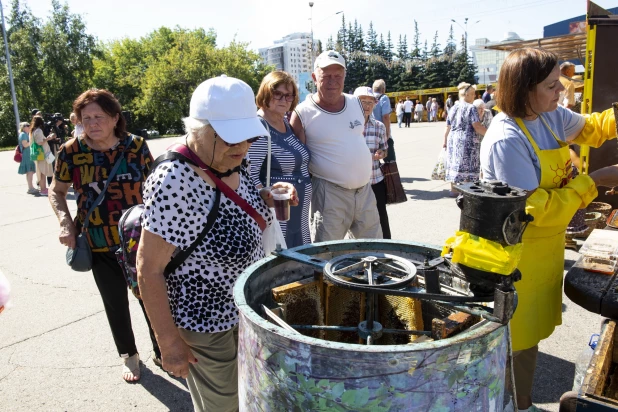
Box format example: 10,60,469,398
91,251,160,358
372,180,391,239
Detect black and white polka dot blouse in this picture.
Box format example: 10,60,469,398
142,158,272,333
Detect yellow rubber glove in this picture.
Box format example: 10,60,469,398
526,175,597,228
571,107,617,148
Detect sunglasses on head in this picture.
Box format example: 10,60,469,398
215,132,260,147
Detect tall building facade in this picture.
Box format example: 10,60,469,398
259,32,312,86
470,32,522,84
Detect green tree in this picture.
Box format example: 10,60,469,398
385,32,394,62
365,22,378,55
347,22,356,53
335,14,347,53
396,34,408,60
377,34,386,59
7,0,43,115
444,25,457,58
421,40,428,62
0,0,97,145
411,21,421,59
326,36,334,50
353,20,364,54
430,31,441,58
450,35,477,85
39,0,99,114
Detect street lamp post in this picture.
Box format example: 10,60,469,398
309,2,314,67
0,0,20,136
451,18,480,51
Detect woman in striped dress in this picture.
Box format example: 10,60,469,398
249,71,311,248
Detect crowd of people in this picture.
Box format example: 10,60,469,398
10,46,618,412
16,110,81,196
10,49,397,411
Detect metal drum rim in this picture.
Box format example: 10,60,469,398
234,239,505,353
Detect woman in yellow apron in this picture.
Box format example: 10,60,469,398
480,48,617,412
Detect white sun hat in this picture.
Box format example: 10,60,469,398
314,50,346,70
353,86,375,98
189,75,268,144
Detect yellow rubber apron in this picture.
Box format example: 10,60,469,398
512,117,573,352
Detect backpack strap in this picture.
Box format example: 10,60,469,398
163,188,220,276
149,150,194,175
150,149,222,276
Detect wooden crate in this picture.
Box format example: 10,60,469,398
577,320,618,408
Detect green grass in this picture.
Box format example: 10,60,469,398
0,145,15,152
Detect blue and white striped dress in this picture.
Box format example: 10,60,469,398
248,117,312,247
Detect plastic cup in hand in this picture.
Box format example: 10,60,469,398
272,187,291,222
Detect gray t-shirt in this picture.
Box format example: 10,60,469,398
480,106,585,190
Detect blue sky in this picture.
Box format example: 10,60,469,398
13,0,618,51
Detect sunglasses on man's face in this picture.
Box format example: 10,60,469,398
215,132,260,147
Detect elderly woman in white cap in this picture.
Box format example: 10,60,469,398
472,98,493,143
136,75,297,412
354,86,391,239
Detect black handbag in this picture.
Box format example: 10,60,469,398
66,140,130,271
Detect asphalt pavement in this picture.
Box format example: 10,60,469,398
0,121,602,411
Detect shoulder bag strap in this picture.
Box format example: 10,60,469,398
150,144,222,275
258,116,272,187
163,189,221,276
169,143,267,231
82,137,133,231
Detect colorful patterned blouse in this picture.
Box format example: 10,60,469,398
54,134,153,252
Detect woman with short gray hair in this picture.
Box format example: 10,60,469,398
137,75,298,412
472,99,493,143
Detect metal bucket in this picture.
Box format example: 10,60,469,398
234,240,509,411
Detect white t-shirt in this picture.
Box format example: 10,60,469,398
414,103,424,112
403,100,413,112
295,94,371,189
480,106,585,190
74,123,84,138
396,102,404,115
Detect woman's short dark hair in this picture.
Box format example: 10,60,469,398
256,71,299,112
30,115,44,131
73,89,127,138
497,48,558,118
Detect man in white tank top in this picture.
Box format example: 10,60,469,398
290,50,382,241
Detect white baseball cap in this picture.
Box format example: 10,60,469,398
189,75,268,144
353,86,375,98
314,50,346,70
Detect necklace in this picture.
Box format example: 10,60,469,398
210,165,241,178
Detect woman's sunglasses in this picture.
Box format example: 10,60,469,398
215,132,260,147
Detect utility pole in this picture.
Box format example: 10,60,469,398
309,2,314,66
0,0,20,136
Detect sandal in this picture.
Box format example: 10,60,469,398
122,353,141,382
